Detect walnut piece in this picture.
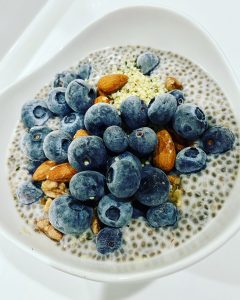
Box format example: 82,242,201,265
36,219,49,231
165,76,183,91
36,219,63,242
41,180,68,198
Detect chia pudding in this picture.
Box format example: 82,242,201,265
7,45,240,262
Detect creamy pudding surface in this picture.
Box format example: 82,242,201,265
7,46,240,262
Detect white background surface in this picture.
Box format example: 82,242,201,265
0,0,240,299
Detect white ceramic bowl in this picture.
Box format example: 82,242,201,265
1,5,240,282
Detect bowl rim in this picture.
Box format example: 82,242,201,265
1,4,240,282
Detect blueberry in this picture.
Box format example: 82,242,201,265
21,126,52,161
49,195,93,234
96,227,122,254
47,87,72,116
175,146,207,174
65,79,96,114
97,194,133,228
128,127,157,156
173,104,208,140
132,201,147,219
148,94,177,126
200,126,235,154
103,126,128,153
132,207,145,219
146,202,179,228
120,96,148,129
69,171,105,201
77,63,91,80
106,159,141,198
107,151,142,172
53,71,77,88
17,181,43,205
21,99,52,128
136,51,159,75
135,166,170,206
68,136,107,171
60,112,85,137
43,130,72,163
169,89,185,106
84,103,121,136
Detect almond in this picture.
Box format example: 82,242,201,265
97,74,128,95
47,163,77,182
73,129,89,139
94,95,110,104
165,76,183,91
153,129,176,172
32,160,57,181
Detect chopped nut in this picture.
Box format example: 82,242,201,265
41,180,68,198
73,129,89,139
36,219,63,241
44,225,63,241
94,95,110,104
40,197,47,205
36,219,50,231
91,216,101,234
165,76,183,91
170,188,183,207
168,175,181,186
174,142,186,152
44,198,53,213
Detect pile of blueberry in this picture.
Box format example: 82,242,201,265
17,53,235,255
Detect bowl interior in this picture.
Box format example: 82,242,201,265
0,5,240,282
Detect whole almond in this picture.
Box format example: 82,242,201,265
47,163,77,182
94,95,110,104
73,129,89,139
97,74,128,95
165,76,183,91
153,129,176,172
33,160,57,181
